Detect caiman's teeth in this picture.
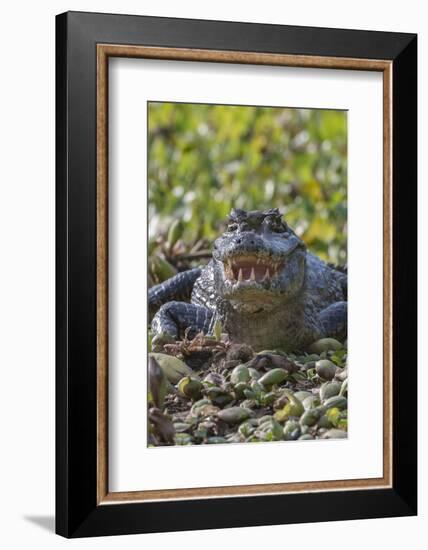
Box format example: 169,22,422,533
250,267,256,281
256,257,261,265
263,268,270,281
238,268,243,282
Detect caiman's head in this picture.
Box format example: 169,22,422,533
212,208,306,313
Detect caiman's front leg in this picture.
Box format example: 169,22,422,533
318,301,347,342
151,301,214,348
149,268,201,320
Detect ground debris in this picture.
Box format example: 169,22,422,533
149,335,348,446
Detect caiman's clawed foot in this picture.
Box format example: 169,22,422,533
151,301,214,350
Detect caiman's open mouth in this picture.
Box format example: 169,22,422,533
223,254,284,283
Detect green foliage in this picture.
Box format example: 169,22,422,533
148,102,347,264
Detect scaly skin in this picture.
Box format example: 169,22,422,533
150,208,347,351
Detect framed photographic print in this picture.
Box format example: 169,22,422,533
56,11,417,538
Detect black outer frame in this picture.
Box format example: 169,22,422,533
56,11,417,538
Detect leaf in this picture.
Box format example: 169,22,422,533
213,318,222,341
326,407,341,427
148,356,167,409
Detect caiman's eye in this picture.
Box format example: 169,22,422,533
227,223,238,232
265,216,287,233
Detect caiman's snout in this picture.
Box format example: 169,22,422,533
229,231,263,254
211,208,308,308
212,207,306,290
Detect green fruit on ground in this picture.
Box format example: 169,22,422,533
322,429,347,439
257,417,284,441
217,407,252,425
206,437,228,444
283,420,301,441
322,395,348,411
274,390,304,422
149,352,193,384
173,422,192,433
258,368,288,387
174,433,192,445
230,365,251,385
248,368,261,380
319,381,341,401
309,338,343,354
234,380,249,394
300,408,322,427
315,359,337,380
339,379,348,397
190,399,210,413
303,395,320,410
205,386,234,407
293,391,312,401
178,376,202,400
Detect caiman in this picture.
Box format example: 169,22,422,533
149,208,347,352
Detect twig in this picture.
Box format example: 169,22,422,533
176,250,212,261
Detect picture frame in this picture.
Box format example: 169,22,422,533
56,10,417,538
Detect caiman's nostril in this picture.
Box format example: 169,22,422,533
236,238,242,244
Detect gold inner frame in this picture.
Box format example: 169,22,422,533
96,44,393,505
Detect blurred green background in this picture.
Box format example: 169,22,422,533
148,102,347,285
